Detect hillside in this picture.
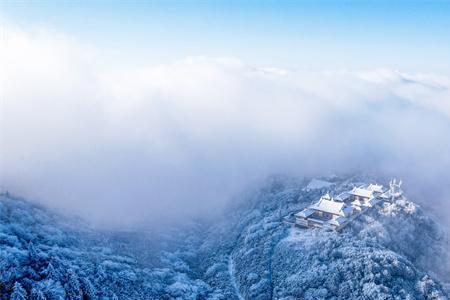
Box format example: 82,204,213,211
0,175,448,299
0,194,218,299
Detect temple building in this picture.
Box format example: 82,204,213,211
295,194,354,231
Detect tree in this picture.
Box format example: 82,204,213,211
28,242,38,262
30,287,47,300
64,269,82,300
42,262,58,280
40,279,66,300
11,282,27,300
80,277,96,300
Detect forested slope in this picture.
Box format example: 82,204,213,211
1,175,448,299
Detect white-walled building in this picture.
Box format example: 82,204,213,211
366,183,384,194
295,194,353,231
349,187,378,211
366,183,390,200
294,180,404,231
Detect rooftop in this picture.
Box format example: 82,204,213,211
295,208,315,218
311,198,352,217
367,184,384,193
350,187,373,198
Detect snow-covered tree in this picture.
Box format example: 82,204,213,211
30,287,47,300
64,269,82,300
11,282,27,300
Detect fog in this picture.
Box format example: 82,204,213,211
1,25,450,227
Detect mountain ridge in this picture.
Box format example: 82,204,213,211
0,175,448,299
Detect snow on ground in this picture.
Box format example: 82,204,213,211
282,227,335,250
303,179,334,191
2,175,448,299
228,256,245,300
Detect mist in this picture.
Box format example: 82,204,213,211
1,25,450,227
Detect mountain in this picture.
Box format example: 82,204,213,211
0,175,448,299
0,194,216,299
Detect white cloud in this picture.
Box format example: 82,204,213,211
1,24,450,226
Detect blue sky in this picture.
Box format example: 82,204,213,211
2,0,450,73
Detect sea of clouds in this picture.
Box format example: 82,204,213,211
1,24,450,226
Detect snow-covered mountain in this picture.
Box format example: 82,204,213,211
0,175,448,299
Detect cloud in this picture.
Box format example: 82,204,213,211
1,24,450,226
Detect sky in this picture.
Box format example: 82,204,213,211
2,1,450,73
1,1,450,227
